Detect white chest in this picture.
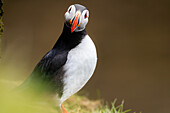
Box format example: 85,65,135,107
60,35,97,103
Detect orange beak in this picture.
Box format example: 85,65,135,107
71,12,81,33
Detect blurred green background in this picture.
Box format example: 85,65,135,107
1,0,170,113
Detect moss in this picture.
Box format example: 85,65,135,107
0,0,3,57
0,0,3,36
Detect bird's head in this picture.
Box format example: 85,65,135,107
65,4,89,33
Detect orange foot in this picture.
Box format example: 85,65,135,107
61,104,69,113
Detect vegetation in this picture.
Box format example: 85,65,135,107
0,78,133,113
64,96,131,113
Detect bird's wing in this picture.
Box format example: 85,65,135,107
18,49,68,95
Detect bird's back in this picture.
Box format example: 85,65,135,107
17,49,68,97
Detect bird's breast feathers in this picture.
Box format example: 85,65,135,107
60,35,97,103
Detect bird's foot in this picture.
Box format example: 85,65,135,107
61,104,69,113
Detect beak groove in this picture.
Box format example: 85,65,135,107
71,12,80,33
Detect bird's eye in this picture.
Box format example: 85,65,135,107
84,13,87,19
68,7,72,13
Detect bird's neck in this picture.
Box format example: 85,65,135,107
53,23,87,50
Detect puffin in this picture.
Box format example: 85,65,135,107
17,4,97,113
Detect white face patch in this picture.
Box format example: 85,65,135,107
79,10,89,31
65,5,76,22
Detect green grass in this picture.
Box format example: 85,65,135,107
65,96,132,113
0,79,134,113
